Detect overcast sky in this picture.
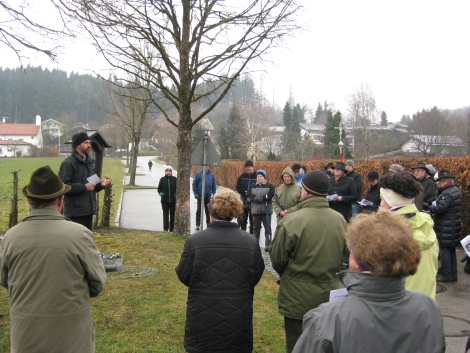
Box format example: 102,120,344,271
2,0,469,122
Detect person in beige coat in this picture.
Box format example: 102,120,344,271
0,166,106,353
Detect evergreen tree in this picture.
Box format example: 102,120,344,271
323,111,346,158
217,125,231,159
381,111,388,126
282,102,301,157
227,105,248,160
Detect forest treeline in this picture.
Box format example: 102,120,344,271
0,66,109,125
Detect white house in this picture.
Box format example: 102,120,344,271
0,115,43,157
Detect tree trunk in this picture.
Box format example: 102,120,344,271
174,120,192,235
100,183,113,227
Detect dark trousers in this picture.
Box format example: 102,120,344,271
69,215,93,232
161,202,175,231
238,204,253,234
196,196,210,226
284,316,303,353
252,213,271,247
440,246,457,280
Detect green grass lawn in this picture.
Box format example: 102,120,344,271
0,157,285,352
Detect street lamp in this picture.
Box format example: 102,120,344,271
338,141,344,162
199,119,214,231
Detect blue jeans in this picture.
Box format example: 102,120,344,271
351,203,361,217
439,246,457,280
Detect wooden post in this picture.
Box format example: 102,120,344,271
9,170,20,228
100,183,113,228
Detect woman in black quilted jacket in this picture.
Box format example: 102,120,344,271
176,187,265,353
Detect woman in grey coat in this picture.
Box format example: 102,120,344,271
293,211,445,353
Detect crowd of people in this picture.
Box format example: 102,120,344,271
0,139,467,352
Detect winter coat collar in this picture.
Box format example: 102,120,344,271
207,221,240,229
338,271,407,301
298,195,329,209
22,208,70,222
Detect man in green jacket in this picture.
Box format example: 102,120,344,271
269,170,347,353
0,166,106,353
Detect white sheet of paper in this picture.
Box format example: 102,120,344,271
87,174,102,184
460,235,470,257
329,288,348,302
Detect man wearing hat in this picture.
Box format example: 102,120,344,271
345,159,363,217
236,160,257,234
411,162,436,209
59,132,112,231
363,170,380,211
269,171,347,353
327,161,358,223
0,166,106,353
429,170,461,282
158,166,177,232
248,170,274,250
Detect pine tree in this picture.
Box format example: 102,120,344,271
282,102,301,157
381,111,388,126
323,111,345,158
217,125,231,159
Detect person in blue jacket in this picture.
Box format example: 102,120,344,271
192,166,217,230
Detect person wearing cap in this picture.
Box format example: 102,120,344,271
411,162,437,209
291,163,305,185
388,163,404,174
59,131,112,231
429,170,461,282
192,166,217,230
345,159,363,217
0,166,106,353
292,211,445,353
327,161,358,223
273,166,302,223
158,166,177,232
235,160,257,234
379,172,438,297
176,187,264,353
363,170,380,211
269,171,347,353
324,162,335,174
248,170,275,250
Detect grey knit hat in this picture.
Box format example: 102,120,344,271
345,159,354,167
301,171,329,196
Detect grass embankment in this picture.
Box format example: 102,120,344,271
0,157,285,352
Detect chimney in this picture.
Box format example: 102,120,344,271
36,115,41,126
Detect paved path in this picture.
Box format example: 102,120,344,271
115,157,470,351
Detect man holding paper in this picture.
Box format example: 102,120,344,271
59,132,112,231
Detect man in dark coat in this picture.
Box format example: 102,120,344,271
429,170,461,282
345,159,362,217
157,166,177,232
363,170,380,212
192,166,217,230
176,188,264,353
327,161,358,223
235,160,257,234
59,132,112,231
412,162,437,209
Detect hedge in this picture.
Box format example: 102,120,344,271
194,156,470,236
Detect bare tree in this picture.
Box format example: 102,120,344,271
60,0,301,235
346,83,378,158
102,70,156,185
1,1,71,65
408,107,453,156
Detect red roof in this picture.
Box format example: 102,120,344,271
0,124,40,135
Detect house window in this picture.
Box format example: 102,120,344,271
31,136,35,139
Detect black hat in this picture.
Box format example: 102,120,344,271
244,160,254,167
324,162,335,170
434,170,455,181
22,166,71,200
334,161,346,170
367,170,379,181
292,163,302,172
301,171,329,196
72,132,90,148
411,162,429,173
